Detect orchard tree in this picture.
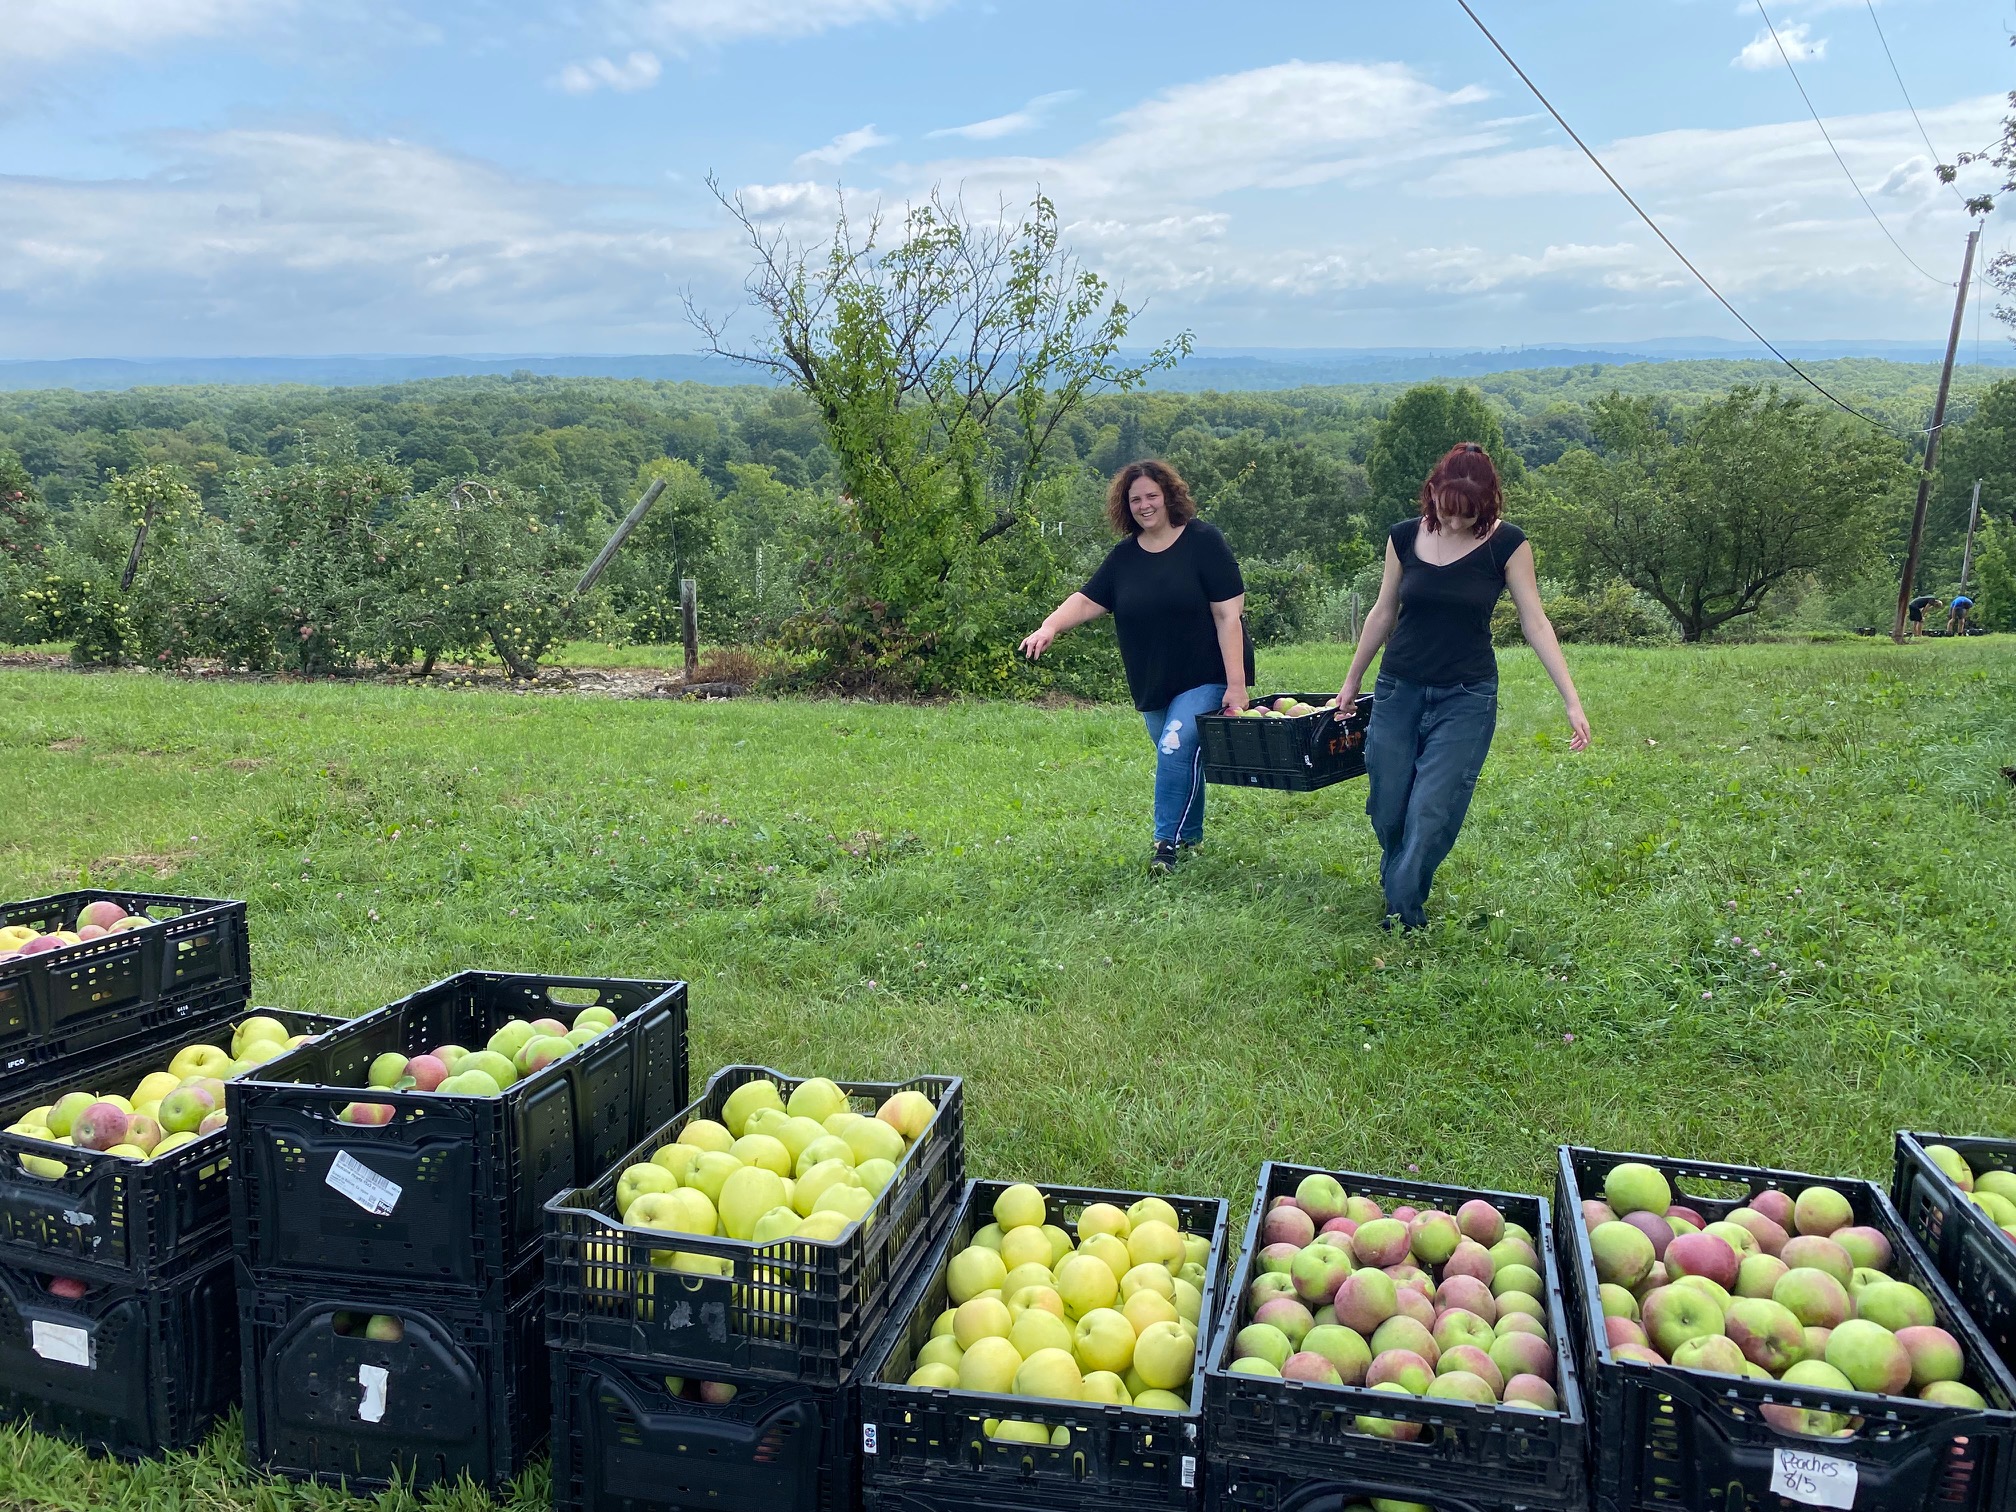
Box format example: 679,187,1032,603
1366,384,1525,520
1933,378,2016,543
694,185,1188,693
1531,387,1909,641
0,448,57,643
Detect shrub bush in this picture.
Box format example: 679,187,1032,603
1493,578,1675,646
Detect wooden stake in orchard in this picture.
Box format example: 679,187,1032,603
1892,228,1979,643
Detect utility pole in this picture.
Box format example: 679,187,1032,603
1958,480,1983,595
1893,229,1979,642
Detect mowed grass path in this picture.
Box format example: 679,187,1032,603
1,639,2013,1508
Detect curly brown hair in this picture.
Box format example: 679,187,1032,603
1421,442,1503,538
1105,459,1198,536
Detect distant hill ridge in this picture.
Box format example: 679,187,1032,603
0,340,2007,393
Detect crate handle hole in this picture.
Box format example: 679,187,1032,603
1670,1175,1754,1204
547,986,603,1008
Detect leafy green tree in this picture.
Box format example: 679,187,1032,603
231,455,409,673
601,459,726,643
1163,431,1373,574
696,186,1187,693
1530,388,1909,641
1366,384,1526,520
1933,379,2016,549
1970,522,2016,632
0,448,57,643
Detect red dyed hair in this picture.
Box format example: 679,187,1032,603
1421,443,1503,538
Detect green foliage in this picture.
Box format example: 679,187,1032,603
0,448,57,644
378,480,601,677
1971,522,2016,632
233,455,411,672
1529,387,1911,641
1931,378,2016,566
1366,384,1527,518
599,459,726,644
1241,558,1324,645
707,189,1186,695
1163,431,1374,572
1492,579,1675,647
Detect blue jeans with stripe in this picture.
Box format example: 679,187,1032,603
1141,683,1226,845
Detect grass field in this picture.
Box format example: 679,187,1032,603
1,638,2013,1509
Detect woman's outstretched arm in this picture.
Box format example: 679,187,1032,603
1020,593,1107,659
1504,543,1591,751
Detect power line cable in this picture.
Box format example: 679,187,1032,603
1451,0,1906,435
1864,0,1970,206
1753,0,1950,285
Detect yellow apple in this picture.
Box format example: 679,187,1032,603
721,1078,784,1137
954,1297,1013,1349
876,1089,936,1139
1132,1321,1196,1391
775,1117,829,1162
231,1016,290,1058
674,1118,734,1154
787,1077,850,1124
989,1419,1049,1443
685,1151,744,1207
133,1073,182,1106
617,1163,678,1215
167,1045,232,1081
948,1245,1009,1304
919,1334,964,1371
1054,1253,1120,1319
1079,1233,1132,1283
1182,1233,1210,1270
1079,1203,1131,1241
1081,1370,1131,1405
793,1159,858,1217
751,1206,802,1243
628,1188,717,1238
1042,1225,1075,1266
994,1183,1047,1231
651,1144,702,1184
811,1183,874,1224
795,1210,853,1242
1008,1308,1074,1359
1172,1277,1203,1324
1126,1221,1184,1270
842,1117,904,1167
1122,1289,1179,1335
1133,1388,1189,1411
1005,1281,1061,1320
999,1226,1053,1273
907,1363,960,1389
971,1223,1004,1252
718,1166,789,1240
931,1309,958,1338
1121,1263,1176,1302
796,1136,856,1175
730,1134,792,1178
1126,1197,1180,1233
958,1336,1022,1395
1014,1348,1083,1401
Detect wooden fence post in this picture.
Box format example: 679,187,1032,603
681,578,699,681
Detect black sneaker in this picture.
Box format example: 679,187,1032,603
1148,841,1179,876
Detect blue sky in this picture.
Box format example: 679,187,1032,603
0,0,2007,358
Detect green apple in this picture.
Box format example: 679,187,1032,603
1014,1347,1083,1401
367,1053,409,1088
1131,1321,1195,1390
948,1245,1010,1304
722,1078,786,1137
793,1158,858,1217
628,1188,716,1237
786,1077,850,1124
1073,1307,1137,1373
232,1016,291,1058
676,1119,735,1154
718,1165,790,1240
485,1021,537,1063
752,1206,802,1243
618,1163,678,1215
457,1050,517,1088
855,1157,898,1195
45,1093,96,1139
812,1183,874,1224
168,1044,233,1081
730,1134,793,1178
572,1006,619,1032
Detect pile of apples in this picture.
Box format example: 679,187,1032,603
899,1184,1213,1439
1584,1161,1986,1434
336,1005,621,1123
1223,1174,1562,1426
1234,696,1339,720
611,1075,937,1270
1919,1143,2016,1244
4,1015,319,1169
0,899,156,963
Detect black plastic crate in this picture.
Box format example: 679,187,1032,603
1204,1162,1587,1509
239,1267,547,1493
0,1005,341,1283
860,1178,1230,1512
1197,694,1372,792
1205,1457,1543,1512
230,972,688,1301
1558,1145,2016,1512
0,890,251,1084
0,1246,240,1459
545,1064,965,1387
1893,1133,2016,1371
551,1348,861,1512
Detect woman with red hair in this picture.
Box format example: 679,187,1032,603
1337,443,1589,930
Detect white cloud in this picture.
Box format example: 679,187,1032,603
796,125,894,169
599,0,951,54
0,0,284,66
554,50,663,94
0,130,736,355
1734,21,1827,70
928,90,1079,141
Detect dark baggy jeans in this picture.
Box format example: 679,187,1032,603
1364,671,1498,928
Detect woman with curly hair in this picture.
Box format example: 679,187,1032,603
1338,442,1590,930
1020,459,1253,874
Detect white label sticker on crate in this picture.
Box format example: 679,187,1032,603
1181,1456,1196,1490
326,1151,402,1216
861,1422,878,1455
1772,1449,1858,1509
357,1364,389,1424
30,1321,93,1368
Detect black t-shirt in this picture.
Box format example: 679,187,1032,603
1082,520,1253,711
1379,518,1528,687
1909,595,1938,620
